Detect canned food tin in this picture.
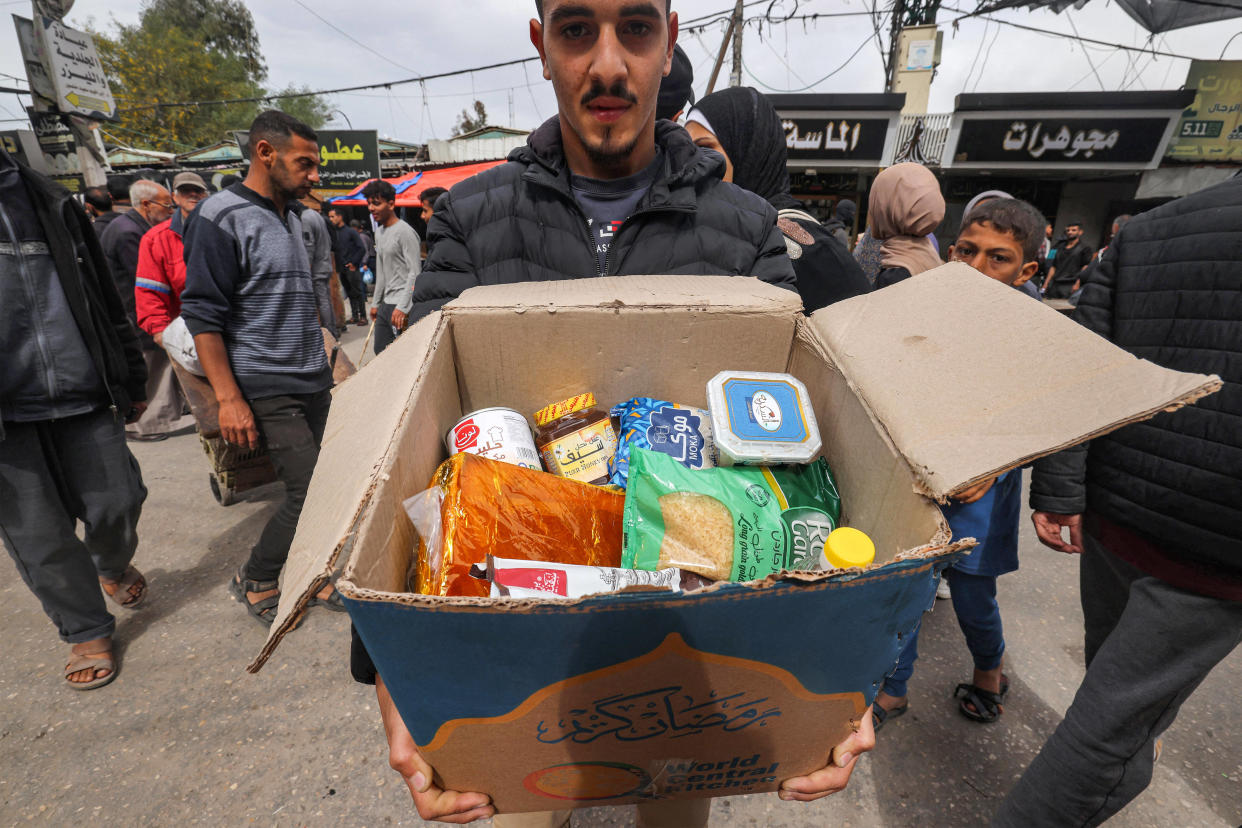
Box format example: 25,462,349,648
446,407,542,470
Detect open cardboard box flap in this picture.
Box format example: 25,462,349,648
251,312,446,671
809,263,1223,502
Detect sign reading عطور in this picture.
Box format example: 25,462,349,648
952,117,1170,167
33,15,115,120
315,130,381,190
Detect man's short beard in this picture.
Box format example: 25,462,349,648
581,127,641,171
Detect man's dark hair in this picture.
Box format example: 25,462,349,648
349,219,364,230
1066,220,1084,228
248,109,317,153
106,175,131,202
362,179,396,202
418,186,448,210
218,173,240,190
534,0,670,19
960,197,1047,264
84,186,112,213
328,206,345,216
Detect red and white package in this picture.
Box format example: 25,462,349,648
482,555,681,600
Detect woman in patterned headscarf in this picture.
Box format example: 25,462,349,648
686,87,871,313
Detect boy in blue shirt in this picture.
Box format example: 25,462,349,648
874,198,1048,728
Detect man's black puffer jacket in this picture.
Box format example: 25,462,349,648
408,117,797,321
1030,174,1242,570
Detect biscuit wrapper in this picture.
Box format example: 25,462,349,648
405,452,624,597
621,448,842,582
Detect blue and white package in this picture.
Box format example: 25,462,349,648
607,398,718,488
706,371,821,465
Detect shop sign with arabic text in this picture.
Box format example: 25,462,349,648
951,117,1170,167
782,117,890,163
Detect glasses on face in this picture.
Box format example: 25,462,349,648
151,200,174,211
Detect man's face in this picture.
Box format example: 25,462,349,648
328,210,345,227
1045,224,1053,239
419,203,434,223
258,134,320,201
1065,224,1082,241
173,185,206,219
142,186,174,225
531,0,675,173
368,196,395,224
949,221,1038,287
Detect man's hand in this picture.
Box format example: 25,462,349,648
125,401,148,424
954,477,996,504
391,309,408,331
376,677,494,824
218,397,259,450
778,705,876,802
370,306,378,321
1032,511,1084,555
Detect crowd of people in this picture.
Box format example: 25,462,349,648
1,1,1238,826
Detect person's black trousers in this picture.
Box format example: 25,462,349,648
0,408,147,642
243,389,332,582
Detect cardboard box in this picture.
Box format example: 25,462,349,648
251,267,1218,813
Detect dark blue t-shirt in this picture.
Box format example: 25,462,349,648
570,151,662,275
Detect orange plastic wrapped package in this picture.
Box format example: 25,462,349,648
405,452,624,597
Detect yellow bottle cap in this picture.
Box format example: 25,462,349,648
534,393,597,427
823,527,876,570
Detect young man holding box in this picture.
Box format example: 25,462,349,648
352,2,872,826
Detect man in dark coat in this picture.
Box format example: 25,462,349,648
359,4,874,828
0,145,150,691
993,175,1242,827
99,178,175,332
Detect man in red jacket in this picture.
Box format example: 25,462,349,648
136,172,207,343
132,172,207,435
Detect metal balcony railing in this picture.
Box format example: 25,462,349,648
884,113,953,167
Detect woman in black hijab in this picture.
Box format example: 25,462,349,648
686,87,871,312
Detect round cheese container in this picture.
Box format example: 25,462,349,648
446,407,542,470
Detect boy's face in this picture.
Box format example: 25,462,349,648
949,221,1039,287
367,196,395,223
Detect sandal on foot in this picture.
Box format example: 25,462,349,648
309,585,347,612
64,642,117,691
229,568,281,627
872,702,909,732
101,565,147,609
954,675,1010,723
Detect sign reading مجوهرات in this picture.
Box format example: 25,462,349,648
1166,60,1242,162
951,117,1171,166
33,15,115,120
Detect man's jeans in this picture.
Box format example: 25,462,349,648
373,302,398,356
0,408,147,642
992,533,1242,827
244,389,332,583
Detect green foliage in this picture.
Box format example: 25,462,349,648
452,100,489,137
88,0,329,152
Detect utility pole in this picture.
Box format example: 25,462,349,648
729,0,745,88
704,11,737,95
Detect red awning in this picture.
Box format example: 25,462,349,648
330,160,507,207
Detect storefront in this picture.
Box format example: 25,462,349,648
769,93,905,225
937,90,1194,249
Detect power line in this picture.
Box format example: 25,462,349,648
289,0,418,75
942,5,1201,60
117,56,543,113
743,26,880,93
1065,13,1106,91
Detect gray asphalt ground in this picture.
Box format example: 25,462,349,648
2,323,1239,827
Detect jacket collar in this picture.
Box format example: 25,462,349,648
515,116,724,212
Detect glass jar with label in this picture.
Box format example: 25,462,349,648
533,393,619,486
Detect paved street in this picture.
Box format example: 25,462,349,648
2,325,1239,827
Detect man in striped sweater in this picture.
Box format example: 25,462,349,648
181,110,340,624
